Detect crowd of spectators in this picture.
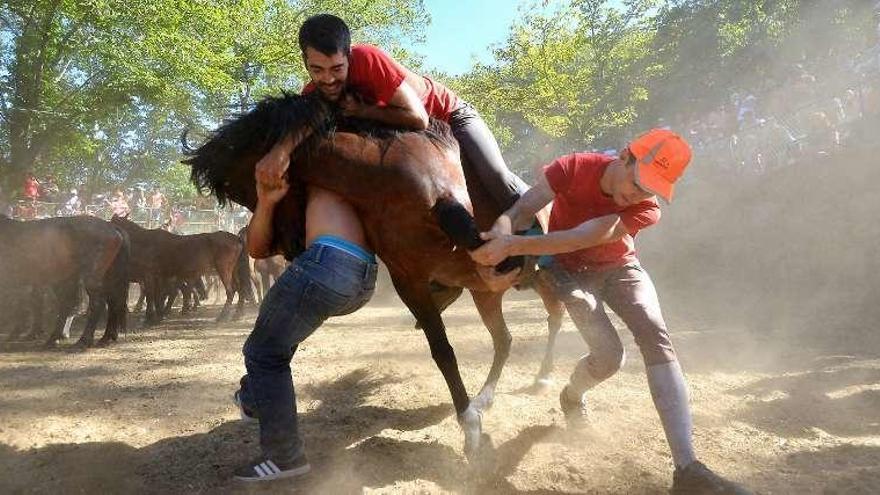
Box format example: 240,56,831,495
3,178,250,235
674,9,880,177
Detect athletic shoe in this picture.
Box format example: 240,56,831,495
233,455,311,482
672,461,754,494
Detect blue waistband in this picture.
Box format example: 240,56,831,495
311,235,376,263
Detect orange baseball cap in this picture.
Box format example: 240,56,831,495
629,128,692,203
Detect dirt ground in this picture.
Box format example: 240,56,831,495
1,294,879,495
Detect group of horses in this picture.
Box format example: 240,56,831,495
186,92,577,465
0,214,254,348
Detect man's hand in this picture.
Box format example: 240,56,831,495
470,231,515,266
475,265,521,293
255,142,293,206
255,146,291,191
256,176,289,206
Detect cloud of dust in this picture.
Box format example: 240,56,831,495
638,2,880,351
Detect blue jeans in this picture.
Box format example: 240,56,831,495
238,241,377,463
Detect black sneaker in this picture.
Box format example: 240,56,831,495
559,385,589,428
233,390,258,423
672,461,754,494
233,455,311,482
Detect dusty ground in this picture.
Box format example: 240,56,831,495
1,295,879,495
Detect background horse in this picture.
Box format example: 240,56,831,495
186,93,546,463
0,215,129,347
111,216,252,323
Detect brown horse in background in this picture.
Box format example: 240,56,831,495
0,215,129,347
110,216,252,323
252,255,287,302
186,93,557,463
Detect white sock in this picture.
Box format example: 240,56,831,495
647,361,697,469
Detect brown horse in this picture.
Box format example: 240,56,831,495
252,255,287,302
0,215,129,347
110,216,252,323
186,93,558,462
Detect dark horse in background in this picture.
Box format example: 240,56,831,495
186,93,566,463
0,215,129,347
110,215,252,323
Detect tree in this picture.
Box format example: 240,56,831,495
0,0,428,197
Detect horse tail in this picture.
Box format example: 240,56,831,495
431,196,523,274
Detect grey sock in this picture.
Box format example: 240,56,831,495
647,360,697,469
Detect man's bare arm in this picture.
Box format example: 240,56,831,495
344,82,429,130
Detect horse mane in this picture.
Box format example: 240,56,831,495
183,92,458,210
183,91,459,259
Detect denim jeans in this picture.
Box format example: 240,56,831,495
238,241,377,463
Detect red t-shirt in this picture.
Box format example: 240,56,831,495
23,177,40,200
302,44,461,121
544,153,660,272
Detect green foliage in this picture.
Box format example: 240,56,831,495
452,0,876,173
0,0,427,198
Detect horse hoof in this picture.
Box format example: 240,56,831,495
532,378,554,394
96,339,112,348
466,433,497,476
458,405,483,461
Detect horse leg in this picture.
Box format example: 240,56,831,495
533,273,566,389
134,283,145,313
44,282,79,347
415,283,463,329
215,263,235,322
76,285,106,348
99,289,128,345
6,292,30,342
180,281,193,314
26,287,45,340
391,276,485,463
469,290,512,412
162,279,178,316
143,277,159,326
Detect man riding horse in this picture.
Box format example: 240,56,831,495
230,14,527,481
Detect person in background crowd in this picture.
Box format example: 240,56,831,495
23,173,40,202
60,188,82,216
108,189,131,217
149,187,167,224
41,175,60,203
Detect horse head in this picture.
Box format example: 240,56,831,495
184,93,334,259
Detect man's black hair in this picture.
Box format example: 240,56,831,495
298,14,352,57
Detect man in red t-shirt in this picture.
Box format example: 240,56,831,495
470,130,752,495
257,14,526,214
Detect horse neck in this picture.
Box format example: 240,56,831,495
296,133,398,201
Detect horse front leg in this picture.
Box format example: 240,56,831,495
468,289,511,412
391,276,485,463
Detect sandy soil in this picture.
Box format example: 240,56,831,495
1,295,879,494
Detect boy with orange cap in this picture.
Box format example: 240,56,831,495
470,129,752,494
